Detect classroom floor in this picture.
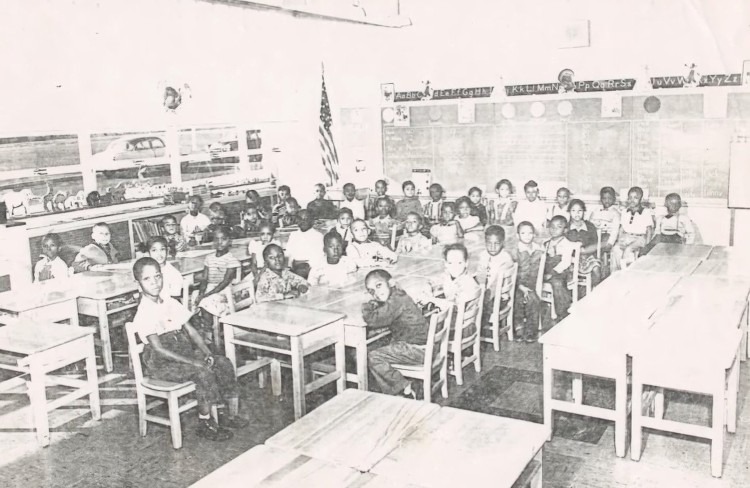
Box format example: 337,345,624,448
0,328,748,488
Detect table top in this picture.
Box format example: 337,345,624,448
692,258,750,279
649,243,714,259
371,406,546,488
0,321,94,359
188,445,361,488
0,271,118,311
626,254,703,275
75,271,140,299
669,274,750,304
707,246,750,261
266,390,439,471
221,302,345,336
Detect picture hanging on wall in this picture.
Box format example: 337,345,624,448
394,105,410,127
381,83,395,104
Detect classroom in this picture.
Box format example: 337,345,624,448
0,0,749,486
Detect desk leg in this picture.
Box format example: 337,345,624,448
631,360,643,462
614,356,628,458
85,336,101,421
334,324,346,394
727,349,740,434
97,300,114,373
572,373,583,404
711,374,725,478
68,300,80,327
530,447,543,488
542,348,553,441
27,361,50,447
348,326,368,391
290,337,306,420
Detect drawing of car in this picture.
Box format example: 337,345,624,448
208,130,263,164
91,135,187,176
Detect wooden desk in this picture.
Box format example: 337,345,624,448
649,243,713,259
707,245,750,261
222,302,345,420
76,271,141,372
371,406,545,488
0,321,100,447
266,389,439,472
627,254,703,275
692,256,750,278
0,276,94,326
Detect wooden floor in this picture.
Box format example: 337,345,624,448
0,333,748,487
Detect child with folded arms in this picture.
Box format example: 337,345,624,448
34,233,71,282
308,232,358,286
348,219,398,268
396,212,432,254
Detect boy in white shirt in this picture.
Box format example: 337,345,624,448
611,186,653,271
342,182,366,220
285,210,324,279
514,180,547,235
180,196,211,243
308,233,358,286
477,225,515,325
642,193,698,254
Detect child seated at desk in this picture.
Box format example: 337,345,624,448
369,197,396,247
588,186,620,255
429,243,481,337
566,199,602,287
271,185,291,222
468,187,488,226
429,202,463,244
455,197,482,233
34,233,71,282
329,208,354,252
641,193,698,255
342,182,366,220
247,222,281,277
395,180,422,221
204,207,229,243
306,183,339,220
396,212,432,255
477,226,514,326
544,215,575,321
308,232,357,286
195,226,240,323
363,269,428,399
240,203,263,234
611,186,653,272
512,222,544,342
348,219,398,268
161,214,188,255
147,236,183,299
131,257,246,442
423,183,445,228
285,210,324,279
246,189,270,221
368,179,396,219
180,195,212,244
255,244,310,303
492,179,516,227
514,180,547,235
72,222,120,273
277,197,300,227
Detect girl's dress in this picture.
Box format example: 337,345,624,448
494,198,516,226
566,220,602,274
198,252,241,316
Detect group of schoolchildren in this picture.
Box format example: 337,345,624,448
29,177,699,438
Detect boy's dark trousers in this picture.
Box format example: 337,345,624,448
544,255,572,320
513,288,540,340
368,341,425,395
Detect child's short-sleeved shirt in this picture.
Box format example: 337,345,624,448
180,213,211,238
429,222,460,244
132,294,193,344
247,239,281,269
307,256,357,286
456,215,481,232
396,233,432,254
620,207,654,235
342,198,366,221
255,268,309,303
285,229,324,264
589,206,621,245
162,261,184,298
514,199,547,233
34,256,69,282
477,249,515,301
655,214,696,244
204,252,240,285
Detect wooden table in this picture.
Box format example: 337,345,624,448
266,389,439,471
222,302,346,420
371,406,545,488
692,256,750,279
648,243,713,259
76,271,141,373
627,254,703,275
0,320,100,447
0,277,87,327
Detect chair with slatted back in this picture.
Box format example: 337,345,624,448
481,262,519,350
577,229,601,296
217,279,282,395
392,305,453,403
125,322,215,449
540,241,581,321
448,286,485,385
390,221,405,251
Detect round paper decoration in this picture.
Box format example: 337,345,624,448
557,100,573,116
501,103,516,119
644,96,661,113
530,101,546,118
382,107,395,123
429,106,442,122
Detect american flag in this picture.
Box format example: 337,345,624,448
319,68,340,186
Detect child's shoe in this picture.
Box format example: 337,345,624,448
197,418,233,441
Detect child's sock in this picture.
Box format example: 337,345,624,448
198,413,210,420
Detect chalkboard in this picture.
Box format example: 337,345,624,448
382,94,748,201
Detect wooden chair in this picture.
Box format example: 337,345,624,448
481,262,519,350
390,221,405,250
392,305,454,403
577,229,601,296
540,241,581,321
125,322,212,449
448,287,485,385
